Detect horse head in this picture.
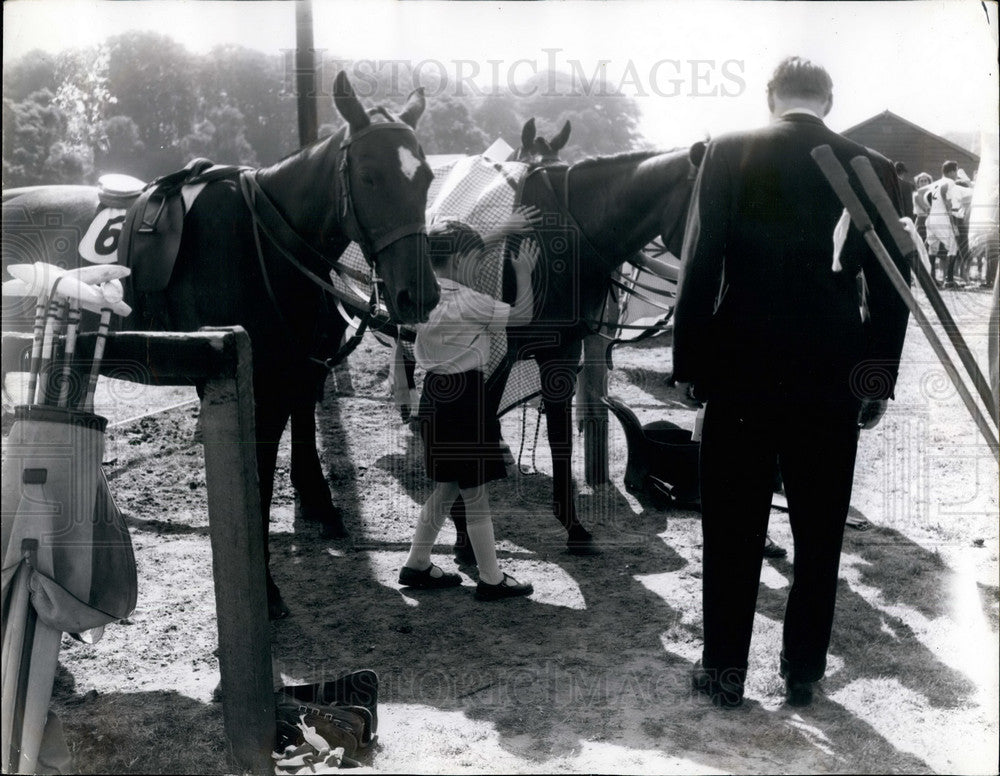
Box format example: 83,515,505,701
515,118,571,165
258,72,437,324
331,71,438,323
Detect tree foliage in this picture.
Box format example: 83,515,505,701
3,34,648,187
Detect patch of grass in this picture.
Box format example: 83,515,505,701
54,690,229,775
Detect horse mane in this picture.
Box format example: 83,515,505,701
570,147,689,171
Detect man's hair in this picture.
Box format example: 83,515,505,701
428,219,484,269
942,160,958,176
767,56,833,101
894,161,908,175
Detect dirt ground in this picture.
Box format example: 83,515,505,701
8,286,998,774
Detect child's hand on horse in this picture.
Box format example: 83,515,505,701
505,205,542,233
512,239,540,275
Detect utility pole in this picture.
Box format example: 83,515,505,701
295,0,319,147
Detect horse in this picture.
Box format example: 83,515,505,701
1,72,438,619
514,118,572,165
500,144,703,553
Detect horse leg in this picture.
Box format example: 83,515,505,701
253,387,294,620
539,352,598,554
290,374,348,538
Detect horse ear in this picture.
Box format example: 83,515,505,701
333,71,370,132
521,118,536,151
689,140,707,168
398,86,426,128
551,121,571,152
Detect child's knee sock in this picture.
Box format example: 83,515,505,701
405,485,454,570
466,515,503,584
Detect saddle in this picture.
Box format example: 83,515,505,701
110,159,245,292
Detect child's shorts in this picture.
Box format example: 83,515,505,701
418,369,507,489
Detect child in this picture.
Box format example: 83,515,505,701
399,209,539,600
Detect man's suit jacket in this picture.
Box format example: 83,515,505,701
673,113,911,404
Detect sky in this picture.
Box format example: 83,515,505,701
3,0,998,150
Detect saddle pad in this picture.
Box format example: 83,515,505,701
77,183,208,285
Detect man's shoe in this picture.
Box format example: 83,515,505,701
785,678,815,707
763,536,787,559
398,564,462,589
475,573,533,601
691,663,744,708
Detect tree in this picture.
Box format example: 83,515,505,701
95,115,147,178
104,31,200,176
471,97,523,149
3,49,58,103
199,45,298,164
416,94,489,155
2,90,69,186
181,105,258,166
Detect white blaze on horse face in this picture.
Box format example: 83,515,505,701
398,147,421,181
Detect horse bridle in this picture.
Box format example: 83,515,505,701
336,122,428,264
239,121,427,367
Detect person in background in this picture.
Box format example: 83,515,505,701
399,211,539,601
924,161,961,287
912,171,933,247
672,56,911,708
895,161,915,221
952,169,975,283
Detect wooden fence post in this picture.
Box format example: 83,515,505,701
199,328,275,775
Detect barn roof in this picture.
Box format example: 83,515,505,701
841,110,980,176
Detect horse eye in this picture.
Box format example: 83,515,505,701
359,171,376,187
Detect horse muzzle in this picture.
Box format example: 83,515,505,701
374,233,439,324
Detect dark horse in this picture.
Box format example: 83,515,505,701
502,145,701,552
1,73,438,618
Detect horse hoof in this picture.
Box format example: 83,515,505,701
297,500,345,530
269,594,292,620
321,521,349,540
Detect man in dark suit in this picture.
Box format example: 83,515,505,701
672,57,911,708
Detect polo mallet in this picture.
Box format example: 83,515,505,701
848,156,999,427
6,263,132,406
34,287,66,406
812,145,999,459
56,298,82,408
80,280,131,414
